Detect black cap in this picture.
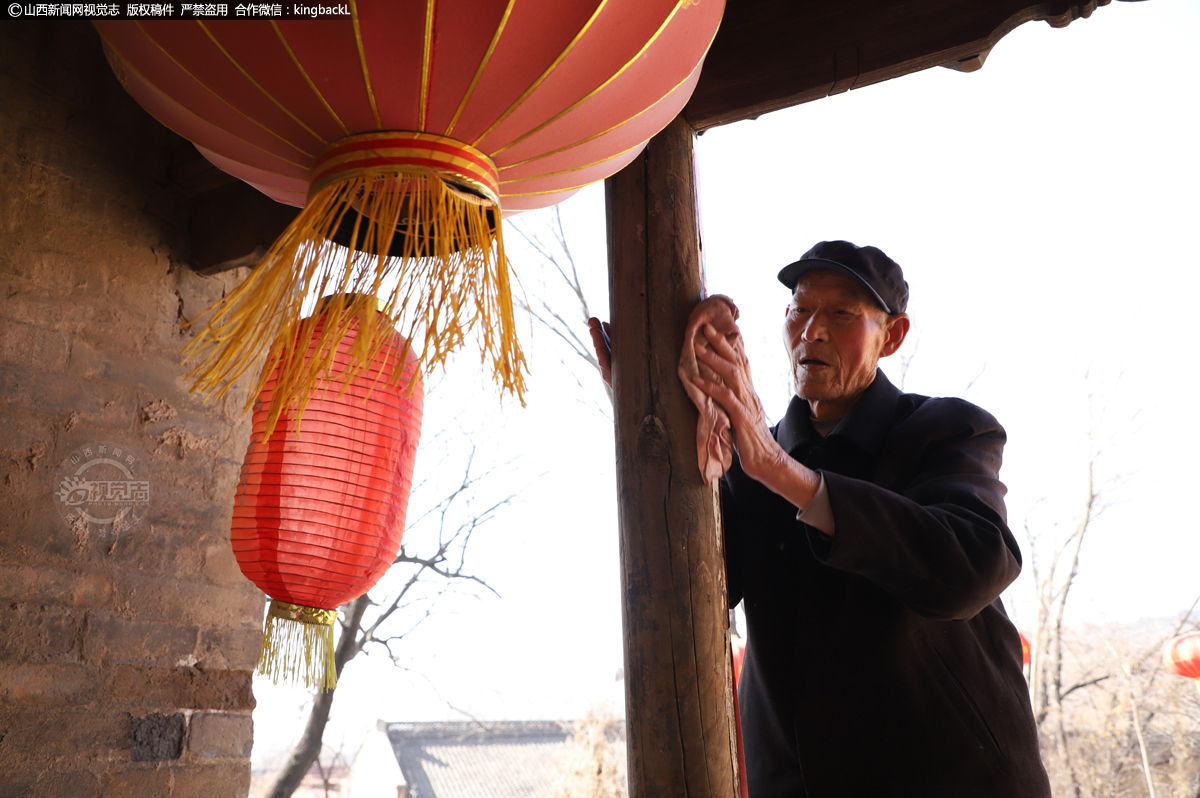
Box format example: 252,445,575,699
777,240,909,314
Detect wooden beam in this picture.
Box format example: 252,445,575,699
686,0,1114,130
606,115,739,798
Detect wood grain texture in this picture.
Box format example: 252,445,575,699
686,0,1117,129
606,114,738,798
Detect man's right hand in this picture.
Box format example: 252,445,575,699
693,322,823,515
588,317,613,388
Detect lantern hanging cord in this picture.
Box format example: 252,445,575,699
182,136,527,436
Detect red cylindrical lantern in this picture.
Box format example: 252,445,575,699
95,2,725,423
731,633,747,686
1019,632,1031,666
731,633,749,798
1163,631,1200,680
232,298,422,690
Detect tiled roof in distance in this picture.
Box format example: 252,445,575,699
386,721,572,798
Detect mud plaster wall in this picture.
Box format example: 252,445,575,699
0,20,267,798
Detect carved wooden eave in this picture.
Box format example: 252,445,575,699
685,0,1123,131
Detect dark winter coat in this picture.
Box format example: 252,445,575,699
724,370,1051,797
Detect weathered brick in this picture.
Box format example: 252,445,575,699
82,613,197,666
64,342,189,404
0,19,260,794
1,503,111,565
99,765,173,798
202,541,248,587
0,708,126,764
170,762,251,798
0,361,138,432
150,406,235,450
188,713,253,759
105,665,256,712
23,769,102,798
0,317,70,373
199,626,264,672
0,563,112,607
0,251,105,312
0,285,89,332
0,662,97,708
174,264,228,330
0,405,55,462
0,770,40,797
110,571,263,628
207,457,248,507
0,424,92,564
140,482,236,534
129,712,186,762
0,603,82,659
105,524,203,576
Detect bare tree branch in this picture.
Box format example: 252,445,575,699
509,208,613,410
263,428,519,798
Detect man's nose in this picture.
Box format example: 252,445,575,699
802,312,828,341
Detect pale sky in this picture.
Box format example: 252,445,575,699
252,0,1200,772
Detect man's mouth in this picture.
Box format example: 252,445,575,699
800,357,829,368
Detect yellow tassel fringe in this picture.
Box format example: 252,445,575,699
257,604,338,692
183,169,528,437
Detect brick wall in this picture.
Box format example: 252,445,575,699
0,20,265,797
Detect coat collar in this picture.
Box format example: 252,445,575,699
774,369,902,458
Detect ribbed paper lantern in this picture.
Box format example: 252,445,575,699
731,633,747,686
731,634,749,798
232,298,422,690
94,1,724,425
1163,631,1200,680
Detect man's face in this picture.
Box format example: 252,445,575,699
782,270,908,417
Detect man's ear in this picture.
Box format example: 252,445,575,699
880,313,910,358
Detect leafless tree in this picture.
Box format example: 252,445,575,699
1014,387,1200,798
508,206,612,411
1026,414,1110,798
896,330,920,392
264,433,518,798
1041,608,1200,798
556,705,628,798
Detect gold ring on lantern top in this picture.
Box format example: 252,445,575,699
309,131,501,207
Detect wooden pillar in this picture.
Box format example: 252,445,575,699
606,114,738,798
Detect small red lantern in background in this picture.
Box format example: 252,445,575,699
1019,632,1032,667
731,634,747,685
232,296,422,690
731,634,749,798
1164,631,1200,680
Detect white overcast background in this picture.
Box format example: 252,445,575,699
252,0,1200,771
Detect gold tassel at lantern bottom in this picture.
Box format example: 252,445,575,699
256,600,338,691
182,131,528,440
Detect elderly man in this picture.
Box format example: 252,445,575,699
592,240,1050,797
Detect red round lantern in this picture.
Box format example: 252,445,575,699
231,299,422,690
94,2,725,420
1163,631,1200,680
1019,632,1031,666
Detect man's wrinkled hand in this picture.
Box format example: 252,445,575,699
691,322,786,484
